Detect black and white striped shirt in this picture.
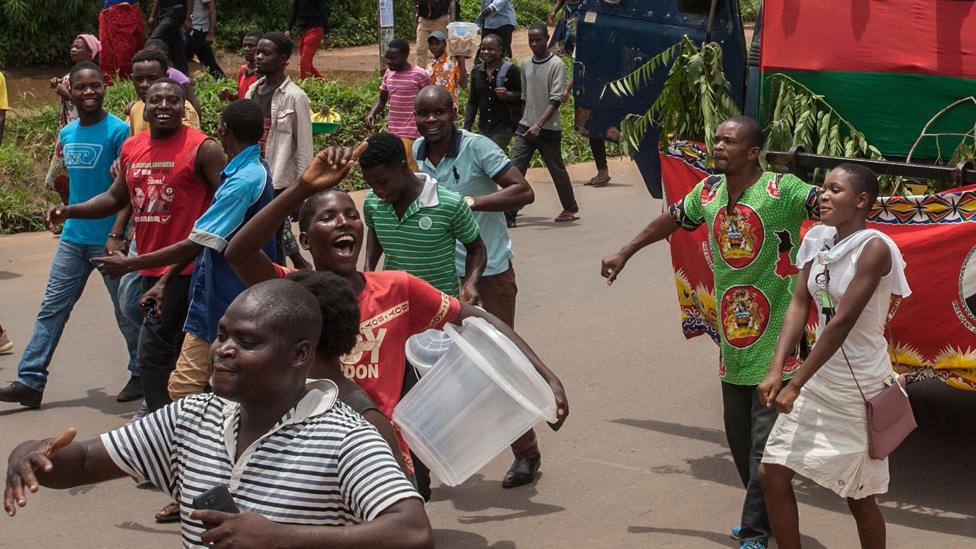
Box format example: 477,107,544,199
101,380,419,548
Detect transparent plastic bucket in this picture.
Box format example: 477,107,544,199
393,317,557,486
447,22,480,58
405,329,455,378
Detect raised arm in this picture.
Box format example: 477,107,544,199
600,212,681,285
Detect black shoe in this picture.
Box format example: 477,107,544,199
116,376,143,402
502,455,541,488
0,382,43,409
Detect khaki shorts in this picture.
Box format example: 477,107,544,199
168,333,211,400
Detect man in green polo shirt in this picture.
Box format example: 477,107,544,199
413,85,544,489
362,131,487,304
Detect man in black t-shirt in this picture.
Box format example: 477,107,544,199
148,0,189,73
415,0,457,67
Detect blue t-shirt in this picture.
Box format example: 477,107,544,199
104,0,136,8
415,128,514,276
59,114,130,246
183,145,282,342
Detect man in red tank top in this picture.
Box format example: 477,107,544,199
48,78,226,412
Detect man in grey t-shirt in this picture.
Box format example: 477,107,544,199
510,24,579,224
184,0,225,79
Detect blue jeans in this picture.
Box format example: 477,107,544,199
17,239,141,392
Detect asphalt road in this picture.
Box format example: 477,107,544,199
1,159,974,548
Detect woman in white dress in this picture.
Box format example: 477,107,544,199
757,164,911,549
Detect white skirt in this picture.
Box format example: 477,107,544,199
762,374,890,499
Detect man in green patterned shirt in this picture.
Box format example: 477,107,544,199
601,117,819,549
362,132,487,303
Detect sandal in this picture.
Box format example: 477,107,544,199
554,211,580,223
585,174,612,187
154,502,180,524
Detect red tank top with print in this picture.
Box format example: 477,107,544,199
121,126,213,277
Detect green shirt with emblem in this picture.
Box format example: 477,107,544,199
669,172,819,385
364,174,481,297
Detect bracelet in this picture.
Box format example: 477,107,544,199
107,233,127,241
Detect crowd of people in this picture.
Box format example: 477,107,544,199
1,2,910,549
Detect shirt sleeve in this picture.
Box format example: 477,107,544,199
451,198,481,245
189,178,260,252
668,179,707,231
477,136,514,179
338,425,420,521
407,273,461,331
100,399,185,500
786,174,821,221
379,71,390,93
520,63,527,102
549,59,566,105
363,194,376,229
293,91,314,181
183,101,201,129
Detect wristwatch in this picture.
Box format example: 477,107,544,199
464,196,476,208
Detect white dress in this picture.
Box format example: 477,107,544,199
762,225,911,499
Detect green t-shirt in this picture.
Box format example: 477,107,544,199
669,172,819,385
364,174,481,297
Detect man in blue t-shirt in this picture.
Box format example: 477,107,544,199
412,85,545,491
92,99,281,402
0,62,142,409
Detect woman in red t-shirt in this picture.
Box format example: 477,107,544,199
224,144,569,481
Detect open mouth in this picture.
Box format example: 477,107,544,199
333,234,357,257
155,112,174,122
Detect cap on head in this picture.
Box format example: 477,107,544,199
428,31,447,43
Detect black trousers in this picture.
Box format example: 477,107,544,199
150,14,189,74
185,29,225,79
590,137,608,171
511,132,579,213
138,275,190,412
721,381,782,544
484,25,515,59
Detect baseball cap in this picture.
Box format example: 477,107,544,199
428,31,447,43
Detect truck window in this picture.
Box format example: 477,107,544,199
677,0,711,16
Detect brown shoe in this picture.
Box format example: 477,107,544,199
0,329,12,355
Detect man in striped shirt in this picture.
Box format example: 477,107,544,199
366,40,431,172
3,280,432,549
362,132,487,303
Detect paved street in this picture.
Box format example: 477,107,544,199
1,159,974,548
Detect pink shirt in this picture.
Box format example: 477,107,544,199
380,66,430,139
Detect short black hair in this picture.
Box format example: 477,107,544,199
482,34,502,47
261,32,294,57
244,30,264,41
144,38,170,57
528,23,549,36
131,49,169,72
285,271,360,359
298,189,350,233
221,99,265,144
359,132,406,171
238,279,322,347
147,77,185,99
835,162,880,204
724,115,764,149
388,38,410,56
68,61,103,85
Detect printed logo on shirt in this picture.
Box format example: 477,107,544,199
340,301,411,378
713,203,764,269
62,143,104,169
720,284,770,348
418,216,433,230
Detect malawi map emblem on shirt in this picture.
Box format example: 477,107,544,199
714,203,764,268
720,285,770,349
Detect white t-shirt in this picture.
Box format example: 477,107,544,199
797,225,911,387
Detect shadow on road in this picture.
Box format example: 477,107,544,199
431,473,565,524
612,379,976,540
0,387,138,419
627,526,828,548
433,528,516,548
115,521,180,536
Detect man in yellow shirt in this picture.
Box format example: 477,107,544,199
127,49,199,135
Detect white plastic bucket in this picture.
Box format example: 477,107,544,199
447,22,480,58
393,317,557,486
405,329,455,378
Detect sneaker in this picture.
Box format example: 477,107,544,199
730,526,742,540
116,376,143,402
0,381,43,408
0,330,13,355
739,539,767,549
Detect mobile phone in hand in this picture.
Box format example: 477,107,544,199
192,485,240,529
141,297,159,320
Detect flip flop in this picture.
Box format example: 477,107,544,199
554,212,580,222
585,175,612,187
154,502,180,524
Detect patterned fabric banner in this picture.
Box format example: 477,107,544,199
661,142,976,390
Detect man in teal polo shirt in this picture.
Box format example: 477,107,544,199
413,85,543,489
361,131,487,304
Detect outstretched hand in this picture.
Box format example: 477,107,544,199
600,252,629,286
298,142,369,193
4,428,77,516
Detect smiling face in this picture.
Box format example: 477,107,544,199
299,191,365,276
69,68,105,114
819,168,869,227
132,60,167,102
69,38,91,63
480,36,501,65
428,37,446,59
415,90,456,144
145,82,185,131
210,295,279,400
242,35,260,63
712,121,759,176
254,39,288,76
528,28,549,57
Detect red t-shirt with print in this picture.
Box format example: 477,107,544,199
121,126,213,277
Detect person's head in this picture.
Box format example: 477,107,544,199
144,78,186,132
210,279,321,403
298,190,365,276
70,34,100,63
415,85,456,144
527,24,549,57
242,31,263,63
255,32,293,77
712,116,763,175
820,163,879,227
427,31,447,59
358,132,411,204
480,34,502,64
218,99,265,152
68,61,105,114
284,271,360,361
144,38,172,61
131,49,169,101
386,39,410,72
